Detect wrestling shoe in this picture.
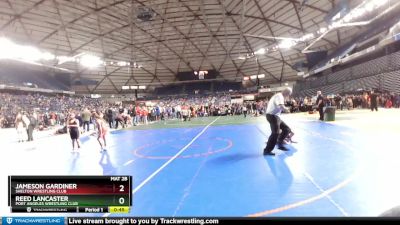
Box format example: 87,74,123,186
264,152,275,156
263,148,275,156
278,145,289,151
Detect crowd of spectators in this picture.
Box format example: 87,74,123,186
0,92,104,129
286,91,400,112
0,92,269,132
1,89,399,139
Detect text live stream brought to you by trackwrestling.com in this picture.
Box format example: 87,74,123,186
0,217,222,225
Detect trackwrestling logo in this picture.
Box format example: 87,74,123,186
2,217,65,225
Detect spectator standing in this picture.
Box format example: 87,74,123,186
21,112,30,141
107,108,114,128
316,91,324,121
27,112,37,142
15,112,25,142
242,104,248,118
82,108,91,132
67,112,81,152
334,94,342,110
369,90,378,112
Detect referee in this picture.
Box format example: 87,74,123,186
263,87,292,156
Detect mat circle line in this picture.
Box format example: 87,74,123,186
247,123,357,216
133,137,233,159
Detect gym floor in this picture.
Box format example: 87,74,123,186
1,109,400,217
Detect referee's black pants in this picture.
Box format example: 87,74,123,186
27,125,34,141
371,102,378,111
265,114,291,152
318,106,324,120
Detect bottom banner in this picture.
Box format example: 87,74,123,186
1,217,400,225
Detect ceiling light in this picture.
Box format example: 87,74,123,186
131,86,138,89
139,85,146,89
343,15,352,22
243,77,249,81
258,74,265,79
332,12,342,21
41,52,55,60
0,37,12,46
250,75,257,79
278,39,297,49
57,56,75,64
365,2,375,11
0,38,44,61
299,33,315,42
319,27,327,33
303,0,392,54
255,48,266,55
117,61,128,66
122,86,130,90
351,8,364,18
0,37,57,62
79,54,103,68
0,38,15,59
373,0,388,7
18,46,41,61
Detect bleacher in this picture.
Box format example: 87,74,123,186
184,82,211,93
294,50,400,96
155,81,242,96
213,81,241,92
155,85,183,95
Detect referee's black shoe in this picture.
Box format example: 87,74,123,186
277,145,289,151
263,148,275,156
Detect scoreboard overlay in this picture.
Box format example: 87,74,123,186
8,176,132,213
